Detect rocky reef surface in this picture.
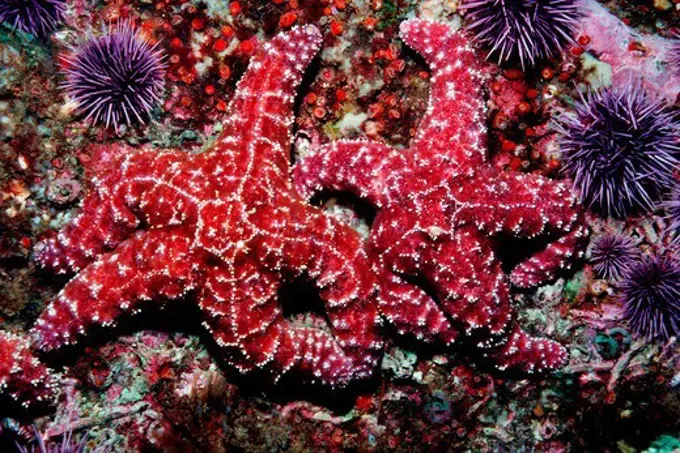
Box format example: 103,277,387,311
0,0,678,452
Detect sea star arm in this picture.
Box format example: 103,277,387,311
213,24,323,177
223,25,321,123
207,307,364,386
294,210,383,378
199,197,382,386
399,19,488,169
201,262,363,385
35,149,193,275
377,269,458,344
34,162,139,274
508,223,589,288
31,229,199,351
458,170,589,288
417,230,568,373
293,140,404,207
277,204,382,381
0,331,57,408
202,232,379,386
293,20,489,205
375,221,567,372
491,325,569,373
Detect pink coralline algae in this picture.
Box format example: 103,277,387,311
32,25,381,388
578,0,680,103
0,331,56,408
294,20,589,373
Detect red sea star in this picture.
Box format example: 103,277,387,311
29,25,381,389
0,331,56,408
293,20,589,373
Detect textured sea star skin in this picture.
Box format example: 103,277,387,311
31,25,381,387
0,331,56,408
294,20,589,373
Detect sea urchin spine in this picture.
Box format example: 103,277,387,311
620,253,680,341
62,22,166,130
590,234,638,281
0,0,65,38
555,83,680,218
668,32,680,76
461,0,580,69
662,181,680,244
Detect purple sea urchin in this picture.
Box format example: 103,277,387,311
620,253,680,341
662,182,680,243
555,83,680,218
590,234,638,281
62,22,165,130
460,0,580,69
0,0,65,38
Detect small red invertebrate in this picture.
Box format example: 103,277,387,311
279,12,297,28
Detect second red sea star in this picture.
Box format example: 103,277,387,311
294,20,589,373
